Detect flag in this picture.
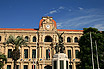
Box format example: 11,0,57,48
48,49,50,58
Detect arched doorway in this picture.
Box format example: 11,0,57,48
44,65,52,69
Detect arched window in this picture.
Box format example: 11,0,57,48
0,36,1,41
74,37,78,42
44,36,52,42
25,36,29,42
17,36,20,38
33,36,36,42
67,37,71,42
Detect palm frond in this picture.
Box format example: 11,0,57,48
6,35,27,48
15,36,27,47
0,53,7,62
6,35,15,45
14,36,22,46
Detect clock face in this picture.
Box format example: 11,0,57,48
46,25,50,29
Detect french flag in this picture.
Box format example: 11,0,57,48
48,49,50,57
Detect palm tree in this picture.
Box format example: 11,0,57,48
6,35,27,69
0,53,7,69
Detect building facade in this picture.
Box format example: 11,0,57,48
0,16,83,69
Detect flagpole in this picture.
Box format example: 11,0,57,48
90,32,94,69
95,40,100,69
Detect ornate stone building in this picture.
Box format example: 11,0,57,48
0,16,83,69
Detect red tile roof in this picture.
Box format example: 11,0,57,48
0,28,83,32
0,28,38,31
57,29,83,32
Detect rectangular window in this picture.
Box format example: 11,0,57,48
69,65,72,69
75,50,79,58
46,50,48,59
32,65,35,69
68,50,71,58
32,49,36,58
66,61,68,69
16,65,19,69
7,65,11,69
60,60,64,69
54,61,57,69
46,49,50,60
24,65,28,69
8,49,12,58
24,49,28,58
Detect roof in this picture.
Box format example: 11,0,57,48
57,29,83,32
0,28,83,32
0,28,38,31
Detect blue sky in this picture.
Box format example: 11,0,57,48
0,0,104,31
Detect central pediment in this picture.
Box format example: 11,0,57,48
39,16,57,31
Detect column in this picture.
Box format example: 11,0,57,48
3,46,5,54
57,59,59,69
20,62,23,69
41,46,43,59
28,47,29,59
28,62,31,69
71,36,73,43
38,64,42,69
21,46,23,58
72,62,76,69
42,47,46,59
41,35,43,42
39,47,42,59
42,64,45,69
11,62,13,69
29,35,31,42
5,46,7,55
0,45,2,53
72,47,75,59
65,47,67,55
29,47,32,58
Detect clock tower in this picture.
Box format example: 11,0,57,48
39,16,57,31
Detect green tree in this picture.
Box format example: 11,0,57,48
0,53,7,69
6,35,27,69
78,27,104,69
